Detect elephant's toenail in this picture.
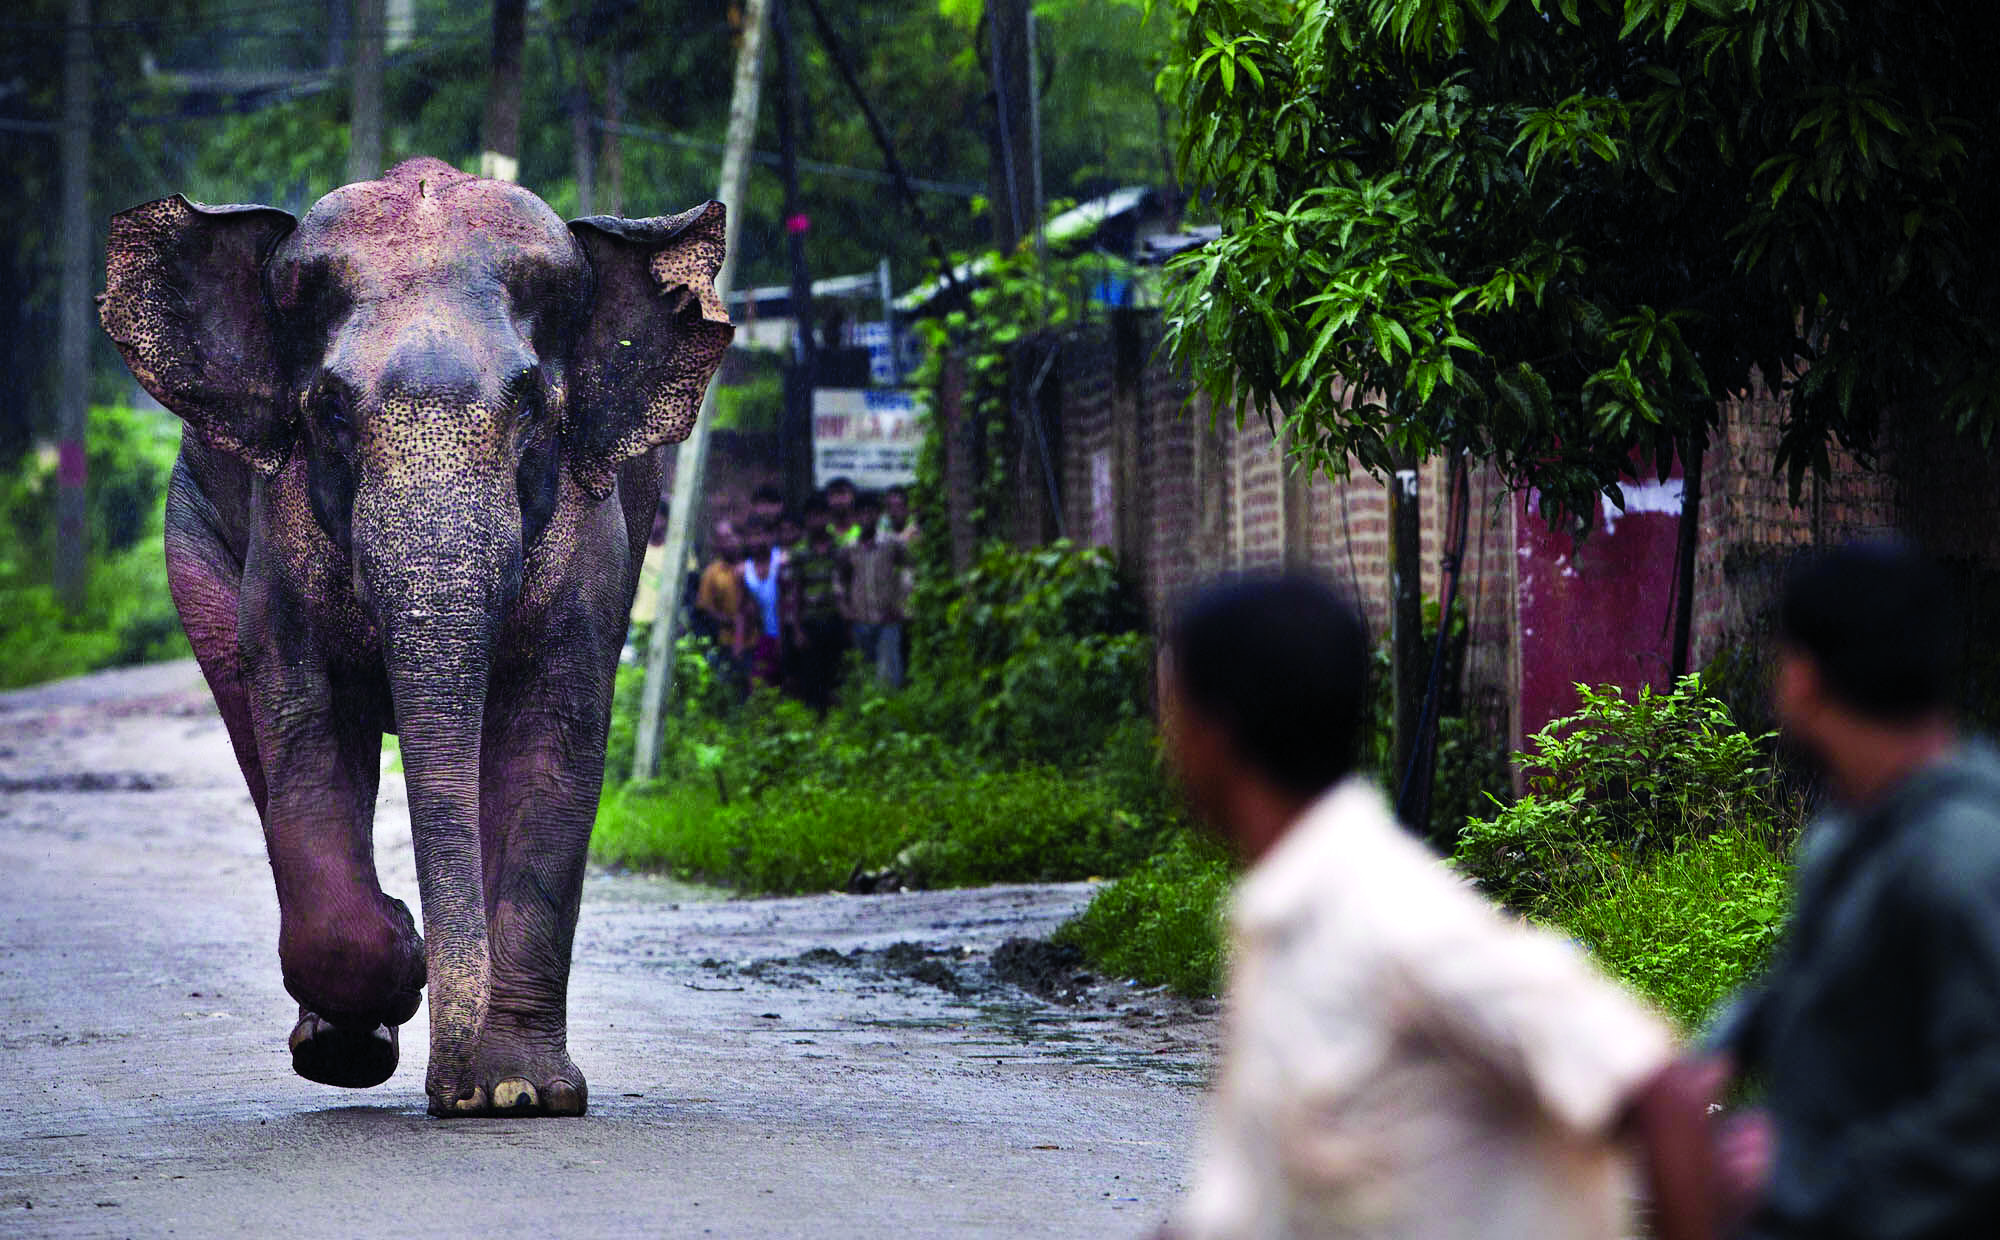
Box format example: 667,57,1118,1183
451,1086,487,1113
543,1081,584,1116
493,1079,538,1110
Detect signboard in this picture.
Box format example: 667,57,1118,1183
852,321,900,386
812,388,921,490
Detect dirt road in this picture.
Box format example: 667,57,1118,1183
0,662,1214,1238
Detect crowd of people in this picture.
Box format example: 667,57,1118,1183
683,477,918,710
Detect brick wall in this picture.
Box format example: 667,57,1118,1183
942,313,1996,743
1020,316,1522,737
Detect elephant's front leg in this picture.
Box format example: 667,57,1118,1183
238,601,425,1087
439,649,613,1117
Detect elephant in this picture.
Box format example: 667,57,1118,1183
97,157,732,1117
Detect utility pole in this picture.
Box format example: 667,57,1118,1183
480,0,525,182
347,0,385,183
773,0,815,506
984,0,1033,253
630,0,770,783
55,0,91,616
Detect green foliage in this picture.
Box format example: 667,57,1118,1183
909,539,1150,765
1455,676,1790,904
1158,0,2000,524
1556,826,1792,1031
1453,676,1800,1028
1056,830,1235,998
0,405,190,689
595,724,1179,893
598,545,1171,890
910,247,1145,569
710,370,784,434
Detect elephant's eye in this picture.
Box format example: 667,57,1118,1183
319,390,351,435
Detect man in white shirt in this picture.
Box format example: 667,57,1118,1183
1156,575,1717,1240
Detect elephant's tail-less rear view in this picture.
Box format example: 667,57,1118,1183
97,158,732,1117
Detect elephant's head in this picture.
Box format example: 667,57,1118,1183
101,154,728,668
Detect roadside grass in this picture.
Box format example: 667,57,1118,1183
593,758,1178,894
1054,832,1234,997
1543,825,1790,1030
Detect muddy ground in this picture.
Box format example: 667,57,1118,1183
0,661,1215,1238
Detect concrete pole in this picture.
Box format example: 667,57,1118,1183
630,0,769,783
55,0,92,616
479,0,525,182
347,0,385,183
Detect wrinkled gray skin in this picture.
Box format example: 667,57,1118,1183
98,158,732,1117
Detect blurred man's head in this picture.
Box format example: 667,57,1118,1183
1162,575,1369,857
827,477,857,521
804,493,832,539
742,514,774,559
1774,542,1963,800
750,485,784,523
777,509,804,549
855,492,882,542
709,519,740,563
885,486,910,527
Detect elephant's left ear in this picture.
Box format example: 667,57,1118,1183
566,201,733,500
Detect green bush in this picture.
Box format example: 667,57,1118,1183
1455,676,1789,905
0,404,189,689
907,539,1149,766
1056,832,1235,998
1453,676,1801,1029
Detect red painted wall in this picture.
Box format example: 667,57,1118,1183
1515,472,1685,746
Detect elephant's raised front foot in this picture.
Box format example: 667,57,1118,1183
289,1007,399,1088
426,1027,587,1118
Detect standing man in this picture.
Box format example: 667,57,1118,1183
825,476,862,545
694,518,747,691
736,515,784,688
837,492,909,688
1705,542,2000,1239
1157,575,1716,1240
785,493,849,710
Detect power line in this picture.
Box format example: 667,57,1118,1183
597,118,984,199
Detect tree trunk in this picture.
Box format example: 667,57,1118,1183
1389,464,1424,824
568,80,594,215
630,0,770,783
55,0,91,616
480,0,526,182
983,0,1033,253
347,0,385,183
600,51,625,216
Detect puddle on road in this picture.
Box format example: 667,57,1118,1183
694,938,1215,1088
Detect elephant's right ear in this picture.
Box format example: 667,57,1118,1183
99,196,297,475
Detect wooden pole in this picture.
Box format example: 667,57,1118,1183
630,0,769,782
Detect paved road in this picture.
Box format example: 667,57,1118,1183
0,662,1212,1238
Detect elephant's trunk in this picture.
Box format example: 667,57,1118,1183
354,479,523,1092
